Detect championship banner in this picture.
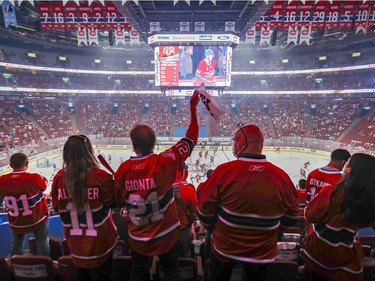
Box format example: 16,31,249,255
369,2,375,32
2,1,17,28
195,21,205,31
64,1,78,31
105,2,131,31
255,9,269,30
260,25,271,45
287,24,298,45
78,1,90,28
77,24,88,45
91,1,105,30
150,22,160,32
130,29,140,44
324,0,340,31
115,26,125,46
88,24,98,46
51,1,65,31
225,21,235,31
38,2,53,31
269,0,284,30
283,0,298,31
298,1,312,29
180,22,190,31
339,1,355,31
354,2,370,34
299,24,311,45
311,0,327,31
245,26,256,44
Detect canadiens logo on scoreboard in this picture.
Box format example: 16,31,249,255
162,46,176,57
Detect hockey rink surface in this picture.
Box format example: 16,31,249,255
16,147,330,194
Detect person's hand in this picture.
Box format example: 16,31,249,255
190,90,200,108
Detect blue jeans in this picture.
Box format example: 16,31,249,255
10,220,50,257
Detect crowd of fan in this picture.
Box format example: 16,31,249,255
0,95,373,165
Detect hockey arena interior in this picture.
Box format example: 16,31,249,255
0,0,374,280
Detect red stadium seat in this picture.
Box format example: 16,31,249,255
58,255,75,281
11,255,58,281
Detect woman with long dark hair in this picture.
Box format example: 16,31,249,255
302,153,375,281
52,135,118,281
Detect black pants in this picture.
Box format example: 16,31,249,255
208,254,269,281
74,254,113,281
130,242,181,281
304,266,331,281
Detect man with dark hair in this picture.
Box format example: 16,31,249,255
306,148,351,202
115,91,200,281
0,153,50,257
197,124,298,281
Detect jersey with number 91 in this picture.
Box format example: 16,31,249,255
51,168,118,268
115,137,195,256
0,171,49,235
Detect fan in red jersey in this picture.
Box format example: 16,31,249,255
0,152,50,257
305,149,351,203
194,48,216,85
172,164,198,257
115,90,200,281
302,153,375,281
51,135,118,281
197,123,299,281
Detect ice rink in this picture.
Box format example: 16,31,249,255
12,146,330,194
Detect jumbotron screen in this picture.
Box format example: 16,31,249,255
154,45,232,87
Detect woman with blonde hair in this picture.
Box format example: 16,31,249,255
52,135,118,281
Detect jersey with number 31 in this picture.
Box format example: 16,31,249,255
0,170,48,235
115,137,195,256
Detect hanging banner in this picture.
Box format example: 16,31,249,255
283,0,298,31
77,24,88,45
195,21,205,31
269,0,284,30
130,29,140,44
299,24,311,45
180,21,190,31
256,9,269,30
245,26,256,44
311,0,327,31
339,1,355,31
115,25,125,46
64,1,78,31
324,0,340,31
287,24,298,45
105,1,130,31
78,1,90,28
88,24,99,45
298,1,312,29
51,1,65,31
354,2,370,34
150,22,160,32
225,21,235,31
91,1,105,30
2,1,17,28
369,2,375,32
38,2,53,31
260,25,271,45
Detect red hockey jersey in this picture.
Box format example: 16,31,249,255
302,185,373,281
51,168,118,268
195,59,216,83
115,132,197,256
172,180,198,230
197,155,299,263
306,166,343,202
0,170,48,234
